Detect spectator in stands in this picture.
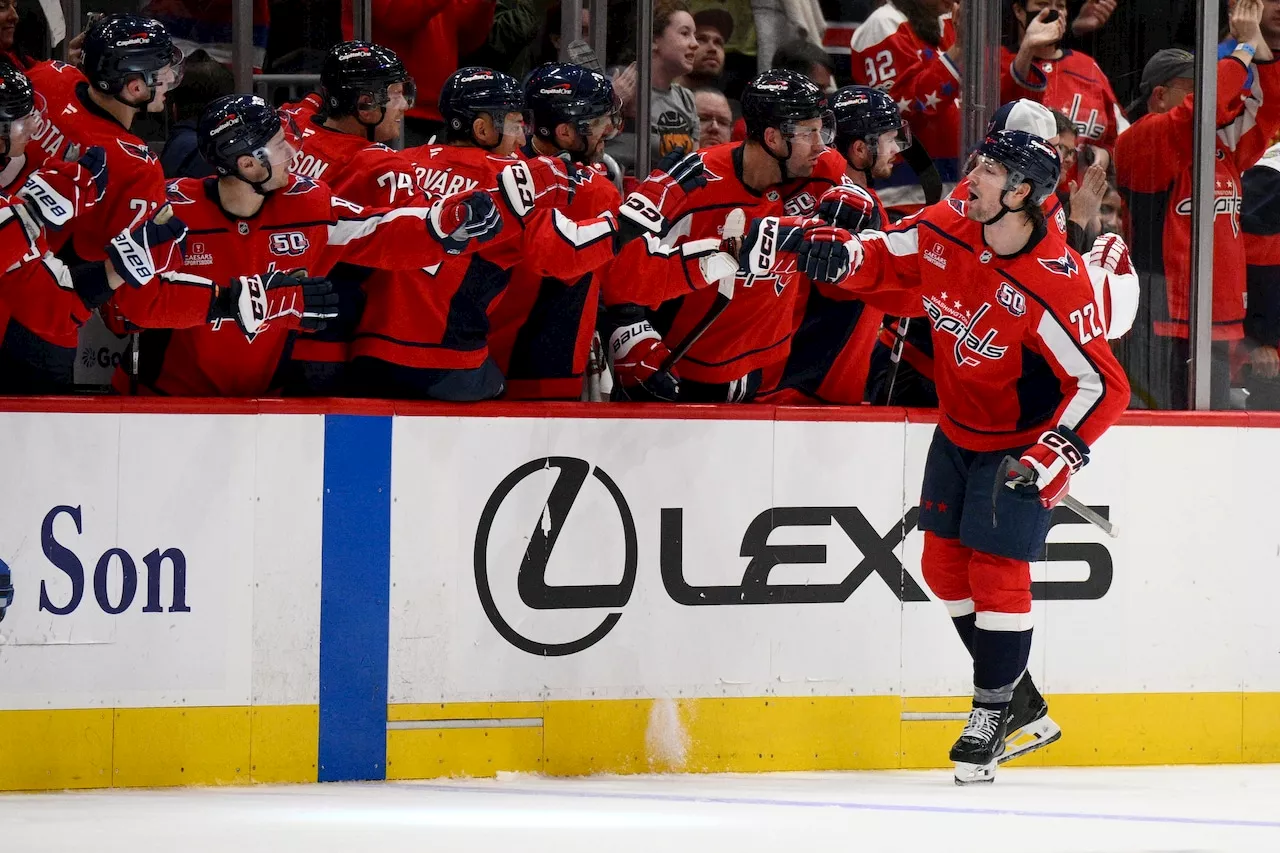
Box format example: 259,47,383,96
1050,107,1107,252
1116,0,1280,409
1003,0,1129,154
679,5,732,89
144,0,271,69
1241,142,1280,409
695,86,733,145
729,38,836,140
372,0,497,146
770,37,836,93
160,49,235,179
0,0,34,70
753,0,826,87
609,0,701,172
534,1,588,67
1219,0,1280,86
1099,182,1124,234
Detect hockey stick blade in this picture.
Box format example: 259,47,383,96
659,208,746,373
566,40,604,74
999,456,1119,538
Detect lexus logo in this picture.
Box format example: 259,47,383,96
474,457,638,656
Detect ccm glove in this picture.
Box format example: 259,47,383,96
106,204,188,288
609,319,679,402
211,270,339,339
815,184,880,232
498,155,575,218
1010,427,1090,509
618,147,706,242
19,145,109,230
428,190,504,255
740,216,862,284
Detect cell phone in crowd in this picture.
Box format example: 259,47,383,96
1042,10,1060,23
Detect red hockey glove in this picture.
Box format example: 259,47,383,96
106,204,188,289
18,144,108,230
1087,232,1133,276
214,270,339,340
816,184,880,232
1009,427,1090,508
618,148,706,239
1085,232,1138,339
739,216,862,284
429,190,504,255
497,155,575,218
609,319,680,402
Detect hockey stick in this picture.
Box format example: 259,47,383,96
566,39,605,74
881,316,910,405
998,455,1119,538
659,208,745,373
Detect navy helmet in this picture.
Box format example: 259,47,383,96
0,65,34,123
976,129,1061,205
741,70,826,140
829,85,909,158
321,41,416,118
198,94,283,181
523,62,618,142
83,14,182,100
439,66,525,145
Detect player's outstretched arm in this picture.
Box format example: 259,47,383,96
208,271,339,341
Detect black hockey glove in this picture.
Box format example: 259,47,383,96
617,147,705,244
210,270,339,340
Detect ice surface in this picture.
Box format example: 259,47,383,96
3,765,1279,852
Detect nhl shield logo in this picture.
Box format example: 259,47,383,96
979,249,993,264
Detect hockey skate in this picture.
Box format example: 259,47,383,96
950,706,1010,785
1000,673,1062,765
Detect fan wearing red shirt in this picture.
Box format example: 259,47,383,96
1001,0,1128,154
849,0,1060,208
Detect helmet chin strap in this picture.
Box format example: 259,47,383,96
982,189,1032,227
847,139,876,186
764,133,794,182
233,154,276,197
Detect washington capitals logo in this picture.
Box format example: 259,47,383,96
948,197,966,216
117,139,158,164
1038,251,1079,278
165,183,197,205
285,175,321,195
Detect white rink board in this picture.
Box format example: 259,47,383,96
0,413,324,711
389,416,1280,703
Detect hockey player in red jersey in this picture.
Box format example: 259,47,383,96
0,14,181,389
748,130,1129,783
106,94,505,396
355,63,715,401
603,70,850,402
277,40,423,393
755,85,902,405
488,62,624,399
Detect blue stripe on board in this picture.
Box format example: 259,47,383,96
318,414,393,782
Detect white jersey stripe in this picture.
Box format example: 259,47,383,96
1036,310,1105,433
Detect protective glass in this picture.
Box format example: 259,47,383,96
3,109,39,147
257,135,298,169
156,44,185,89
879,124,912,155
965,153,1011,187
500,111,529,138
587,110,620,142
397,78,418,109
784,110,836,146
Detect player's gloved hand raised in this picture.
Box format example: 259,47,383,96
609,319,680,402
429,190,504,255
618,147,705,240
107,204,188,289
213,270,340,340
498,155,575,218
739,216,863,284
18,144,109,230
815,184,880,232
1008,427,1089,509
1085,232,1138,339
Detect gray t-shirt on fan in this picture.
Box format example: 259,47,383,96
607,82,701,174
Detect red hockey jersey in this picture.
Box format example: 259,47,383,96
1116,57,1280,340
757,185,890,405
348,143,617,372
843,197,1129,452
285,115,428,368
109,174,468,395
604,142,852,386
488,149,623,399
1000,47,1128,152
